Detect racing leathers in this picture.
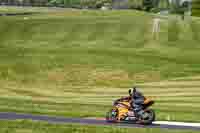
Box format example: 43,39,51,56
132,88,148,119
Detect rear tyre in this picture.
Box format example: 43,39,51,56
106,109,118,123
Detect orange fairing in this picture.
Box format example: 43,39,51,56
144,97,152,104
116,102,130,120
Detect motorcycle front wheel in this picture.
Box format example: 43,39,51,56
137,109,156,125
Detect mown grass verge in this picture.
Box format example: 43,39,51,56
0,120,199,133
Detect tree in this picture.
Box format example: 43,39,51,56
192,0,200,16
143,0,154,11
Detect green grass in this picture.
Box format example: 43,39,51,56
0,120,199,133
192,0,200,17
0,6,40,13
0,6,200,132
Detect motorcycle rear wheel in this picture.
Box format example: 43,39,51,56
106,109,118,123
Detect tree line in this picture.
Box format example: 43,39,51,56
0,0,111,7
0,0,48,6
0,0,192,16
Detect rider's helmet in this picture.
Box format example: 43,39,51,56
133,86,137,96
132,86,144,99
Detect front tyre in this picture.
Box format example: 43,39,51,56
138,109,156,125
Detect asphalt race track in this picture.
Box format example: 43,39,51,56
0,112,200,130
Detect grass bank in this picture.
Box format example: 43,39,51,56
0,7,200,123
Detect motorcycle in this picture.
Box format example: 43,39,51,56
106,89,155,125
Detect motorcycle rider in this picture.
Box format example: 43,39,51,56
132,87,149,119
114,87,149,119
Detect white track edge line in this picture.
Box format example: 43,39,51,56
153,121,200,127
